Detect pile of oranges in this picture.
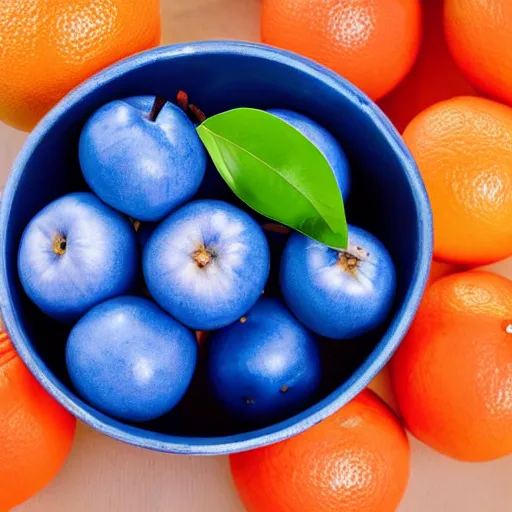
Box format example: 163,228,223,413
0,0,511,511
233,1,512,511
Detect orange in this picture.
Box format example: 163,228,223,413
403,96,512,265
261,0,422,101
445,0,512,106
390,271,512,462
0,0,161,131
379,0,477,133
0,330,76,509
230,389,410,512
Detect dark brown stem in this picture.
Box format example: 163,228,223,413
176,90,189,112
189,104,206,123
262,223,290,234
148,96,167,122
175,90,207,123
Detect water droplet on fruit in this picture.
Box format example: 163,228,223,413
506,323,512,335
280,385,289,393
240,316,247,324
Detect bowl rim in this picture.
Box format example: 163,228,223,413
0,40,432,455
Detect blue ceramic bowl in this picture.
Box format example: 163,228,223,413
0,41,432,455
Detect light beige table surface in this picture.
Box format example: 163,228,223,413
1,1,511,510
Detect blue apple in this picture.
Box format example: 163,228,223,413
143,199,270,330
18,192,138,323
267,108,351,199
207,297,321,424
79,95,207,222
66,296,198,423
280,225,396,339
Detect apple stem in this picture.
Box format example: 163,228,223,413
189,104,206,123
176,90,206,123
176,90,189,112
53,235,67,256
148,96,167,122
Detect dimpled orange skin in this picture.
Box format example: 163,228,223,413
230,389,410,512
403,96,512,265
390,271,512,462
261,0,422,101
0,331,76,509
445,0,512,106
0,0,161,131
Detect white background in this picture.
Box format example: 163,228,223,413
0,1,510,510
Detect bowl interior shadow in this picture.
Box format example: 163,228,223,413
2,44,427,445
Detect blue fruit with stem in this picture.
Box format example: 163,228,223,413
143,199,270,330
79,95,207,222
280,225,396,339
18,192,138,323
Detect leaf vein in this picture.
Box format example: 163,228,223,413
199,125,343,234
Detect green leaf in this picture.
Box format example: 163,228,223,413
196,108,348,249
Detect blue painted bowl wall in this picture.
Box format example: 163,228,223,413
0,42,432,454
